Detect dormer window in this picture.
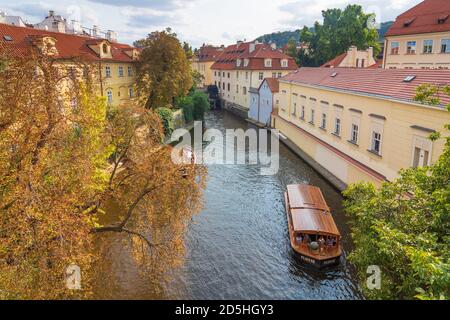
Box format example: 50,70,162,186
102,43,109,54
264,59,272,67
244,59,249,67
236,59,241,67
403,17,416,27
438,15,449,24
281,59,288,68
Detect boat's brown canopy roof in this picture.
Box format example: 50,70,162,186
287,184,330,211
287,184,339,235
290,209,340,236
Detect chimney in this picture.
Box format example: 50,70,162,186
237,40,243,47
0,11,5,23
270,43,277,50
92,25,100,38
48,10,55,17
367,46,374,58
249,42,256,53
106,30,117,42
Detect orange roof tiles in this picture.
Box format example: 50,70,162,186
261,77,279,93
0,23,136,63
321,52,347,68
385,0,450,37
211,41,297,70
195,45,224,62
281,67,450,106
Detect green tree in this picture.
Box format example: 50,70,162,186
183,41,194,60
191,92,209,121
156,107,174,136
343,85,450,300
136,28,193,109
285,38,298,60
299,5,380,66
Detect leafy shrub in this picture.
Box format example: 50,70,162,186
191,92,209,121
156,107,174,136
177,96,194,123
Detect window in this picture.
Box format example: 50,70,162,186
102,43,109,54
371,132,382,154
227,72,230,78
236,59,241,67
412,139,431,168
423,40,433,53
227,83,230,91
272,72,276,78
223,82,225,90
107,90,113,104
441,39,450,53
105,66,111,78
128,66,133,76
361,59,365,68
334,118,341,136
356,58,359,68
236,71,239,79
292,103,297,116
281,59,288,67
236,85,239,93
407,41,416,54
391,42,399,55
243,87,247,95
310,109,315,124
129,87,134,98
278,72,282,78
259,72,263,80
264,59,272,67
223,72,225,77
118,66,124,77
214,71,217,76
320,113,327,129
300,106,305,119
350,124,359,144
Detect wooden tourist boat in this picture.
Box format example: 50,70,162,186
284,184,342,268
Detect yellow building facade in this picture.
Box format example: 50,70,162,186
0,24,138,107
273,68,450,189
191,45,224,88
383,0,450,69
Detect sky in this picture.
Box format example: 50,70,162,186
0,0,423,48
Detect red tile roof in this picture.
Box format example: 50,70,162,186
321,52,347,68
211,41,297,70
195,45,224,62
281,67,450,106
385,0,450,37
0,23,137,62
260,78,279,93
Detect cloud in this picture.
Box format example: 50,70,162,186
277,0,422,28
126,13,175,28
88,0,195,11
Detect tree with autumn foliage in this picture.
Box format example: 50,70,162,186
343,84,449,300
0,53,206,299
136,28,193,109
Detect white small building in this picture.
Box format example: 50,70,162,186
0,11,27,27
248,78,279,126
34,10,68,33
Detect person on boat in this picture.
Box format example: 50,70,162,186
318,236,325,255
296,234,303,244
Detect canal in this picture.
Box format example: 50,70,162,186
94,109,363,300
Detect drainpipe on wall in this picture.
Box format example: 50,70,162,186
382,39,388,69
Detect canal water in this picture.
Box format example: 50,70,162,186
94,109,363,300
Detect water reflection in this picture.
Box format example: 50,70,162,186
93,109,363,300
